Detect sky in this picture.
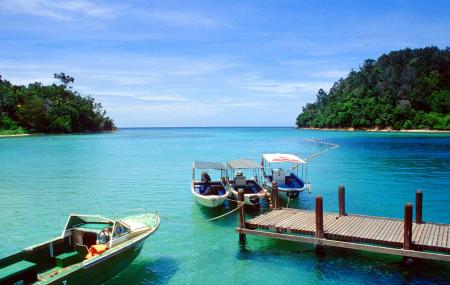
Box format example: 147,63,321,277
0,0,449,127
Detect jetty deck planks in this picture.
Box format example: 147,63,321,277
240,208,450,262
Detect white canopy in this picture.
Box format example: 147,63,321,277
262,153,306,164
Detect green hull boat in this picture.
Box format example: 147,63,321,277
0,212,160,285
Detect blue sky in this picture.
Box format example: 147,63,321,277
1,0,449,127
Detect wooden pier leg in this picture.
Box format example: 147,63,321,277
416,190,422,224
315,196,324,239
338,185,346,217
272,181,280,210
238,188,246,243
403,203,413,250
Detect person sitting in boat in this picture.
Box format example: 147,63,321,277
200,171,212,195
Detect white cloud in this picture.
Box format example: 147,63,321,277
93,92,188,103
0,0,122,20
135,10,228,28
241,76,332,97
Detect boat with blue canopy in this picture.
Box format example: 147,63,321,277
191,161,229,208
262,153,311,202
226,159,267,206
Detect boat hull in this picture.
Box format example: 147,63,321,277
191,186,227,208
41,234,148,284
264,174,310,202
230,189,266,206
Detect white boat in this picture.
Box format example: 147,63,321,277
226,159,267,206
0,212,160,284
262,153,311,202
191,161,229,208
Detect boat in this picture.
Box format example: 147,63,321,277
191,161,229,208
226,159,267,206
262,153,311,202
0,212,160,284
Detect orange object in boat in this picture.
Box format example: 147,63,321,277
85,244,108,259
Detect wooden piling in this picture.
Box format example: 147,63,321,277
403,203,413,250
416,190,423,224
272,181,280,210
238,188,246,243
315,196,324,238
338,185,346,217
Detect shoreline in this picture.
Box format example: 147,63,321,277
0,130,118,138
300,127,450,133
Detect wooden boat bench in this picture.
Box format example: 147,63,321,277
0,260,37,284
55,251,82,267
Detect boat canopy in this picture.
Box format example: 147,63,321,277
263,153,306,164
227,159,262,169
62,214,113,237
193,161,226,170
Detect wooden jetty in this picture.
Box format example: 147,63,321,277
236,184,450,262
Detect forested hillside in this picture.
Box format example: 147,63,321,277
296,47,450,130
0,73,115,134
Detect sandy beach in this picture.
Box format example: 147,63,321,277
301,127,450,133
0,133,31,138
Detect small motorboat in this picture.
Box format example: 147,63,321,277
226,159,267,206
262,153,311,202
191,161,229,208
0,212,160,284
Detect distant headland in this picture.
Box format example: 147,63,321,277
296,47,450,131
0,73,115,136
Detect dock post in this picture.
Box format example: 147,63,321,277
403,203,413,250
272,181,280,210
416,190,423,224
238,188,246,243
315,196,324,239
338,185,346,217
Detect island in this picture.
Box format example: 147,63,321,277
296,47,450,131
0,73,115,136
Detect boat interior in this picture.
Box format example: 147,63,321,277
230,173,264,194
0,216,124,284
266,169,304,190
193,181,227,196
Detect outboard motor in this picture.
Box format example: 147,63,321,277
286,191,299,199
249,195,260,205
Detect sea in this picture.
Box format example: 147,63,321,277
0,127,449,284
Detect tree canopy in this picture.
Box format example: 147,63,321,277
296,47,450,130
0,74,115,134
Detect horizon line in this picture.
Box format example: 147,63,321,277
118,126,296,129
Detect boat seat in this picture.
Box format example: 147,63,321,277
75,243,89,259
55,251,82,267
0,260,37,284
235,175,247,187
272,169,285,185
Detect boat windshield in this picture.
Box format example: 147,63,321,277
62,215,113,237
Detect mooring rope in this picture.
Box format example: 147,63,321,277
303,138,339,162
161,200,244,224
203,203,242,221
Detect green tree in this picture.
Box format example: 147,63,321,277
0,73,115,134
296,47,450,130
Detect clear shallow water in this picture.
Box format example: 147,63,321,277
0,128,449,284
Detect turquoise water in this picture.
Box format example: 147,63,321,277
0,128,449,284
